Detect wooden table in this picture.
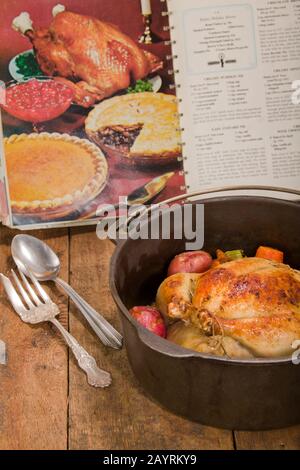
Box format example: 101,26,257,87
0,225,299,450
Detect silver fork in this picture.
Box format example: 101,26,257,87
0,269,112,388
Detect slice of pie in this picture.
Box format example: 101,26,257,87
85,93,182,166
4,132,108,216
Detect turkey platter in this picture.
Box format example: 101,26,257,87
12,5,162,107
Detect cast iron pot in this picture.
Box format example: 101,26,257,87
110,187,300,430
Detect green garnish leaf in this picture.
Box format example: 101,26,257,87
127,79,153,94
15,51,43,78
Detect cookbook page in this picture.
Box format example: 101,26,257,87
0,0,185,229
168,0,300,197
0,114,9,225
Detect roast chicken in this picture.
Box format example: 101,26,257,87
12,5,162,107
157,257,300,358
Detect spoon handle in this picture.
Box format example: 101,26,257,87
54,277,123,349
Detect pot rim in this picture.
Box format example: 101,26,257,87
110,194,300,366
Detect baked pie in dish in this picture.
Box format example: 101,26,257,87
4,132,108,218
85,93,182,166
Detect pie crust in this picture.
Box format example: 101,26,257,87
85,93,182,165
4,132,108,215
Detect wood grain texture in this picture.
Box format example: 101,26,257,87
0,225,299,449
235,427,300,450
0,227,69,450
68,228,233,450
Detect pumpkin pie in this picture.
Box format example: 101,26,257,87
4,132,108,215
85,93,182,166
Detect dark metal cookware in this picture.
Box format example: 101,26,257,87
110,188,300,430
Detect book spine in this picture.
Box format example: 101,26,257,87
161,0,189,191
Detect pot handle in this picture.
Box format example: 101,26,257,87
137,326,197,358
98,185,300,245
124,184,300,228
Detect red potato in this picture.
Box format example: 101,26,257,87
167,251,213,276
129,306,166,338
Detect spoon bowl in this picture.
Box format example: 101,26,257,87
11,234,60,281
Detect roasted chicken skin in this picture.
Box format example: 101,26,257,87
12,8,162,107
157,258,300,358
167,321,254,359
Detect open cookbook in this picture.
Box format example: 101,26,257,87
0,0,299,229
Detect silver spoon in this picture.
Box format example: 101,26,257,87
11,234,122,349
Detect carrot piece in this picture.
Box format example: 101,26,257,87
255,246,284,263
215,249,230,264
211,259,221,268
216,249,225,260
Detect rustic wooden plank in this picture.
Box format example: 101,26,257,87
68,228,233,450
235,427,300,450
0,227,69,450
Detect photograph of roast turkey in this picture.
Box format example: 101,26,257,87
12,5,163,107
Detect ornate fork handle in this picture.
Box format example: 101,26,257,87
51,318,112,388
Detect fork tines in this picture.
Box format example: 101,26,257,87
11,267,50,307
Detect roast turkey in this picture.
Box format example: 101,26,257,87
12,5,162,107
157,257,300,358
